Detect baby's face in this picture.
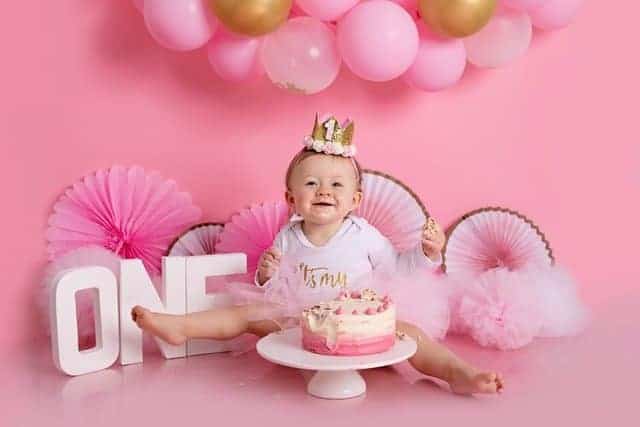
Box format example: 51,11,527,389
286,154,362,227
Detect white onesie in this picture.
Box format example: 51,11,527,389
257,216,441,304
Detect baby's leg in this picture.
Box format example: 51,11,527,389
132,305,277,345
397,321,504,395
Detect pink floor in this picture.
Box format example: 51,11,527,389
4,294,637,427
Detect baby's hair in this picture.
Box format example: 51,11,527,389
285,149,363,191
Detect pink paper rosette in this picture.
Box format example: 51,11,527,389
444,207,553,275
445,208,587,349
357,170,429,252
168,223,224,257
216,201,291,281
46,165,202,275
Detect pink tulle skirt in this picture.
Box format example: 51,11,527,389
223,269,452,341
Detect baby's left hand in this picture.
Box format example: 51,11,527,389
422,217,446,262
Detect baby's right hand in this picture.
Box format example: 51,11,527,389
257,247,281,285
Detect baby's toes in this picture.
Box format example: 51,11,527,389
131,306,146,323
476,372,499,394
496,374,505,393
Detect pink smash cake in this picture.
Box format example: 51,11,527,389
301,289,396,356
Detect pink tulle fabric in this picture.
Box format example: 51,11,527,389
216,201,290,281
449,266,588,350
371,271,451,340
40,246,121,345
46,165,202,275
531,266,589,337
224,257,451,340
168,223,223,256
445,210,552,276
452,269,543,350
356,171,427,251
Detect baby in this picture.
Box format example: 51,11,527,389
133,115,503,395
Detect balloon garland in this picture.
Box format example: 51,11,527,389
136,0,583,93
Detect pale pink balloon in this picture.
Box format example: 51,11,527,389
464,7,532,68
133,0,144,13
144,0,216,51
501,0,548,11
403,23,466,91
261,17,341,94
207,32,264,83
296,0,360,21
529,0,583,30
337,0,418,82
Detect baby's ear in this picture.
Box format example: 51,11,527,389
284,190,295,208
352,190,363,210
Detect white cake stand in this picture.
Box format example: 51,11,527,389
256,328,417,399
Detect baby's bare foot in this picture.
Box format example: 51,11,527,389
449,365,504,395
131,306,187,346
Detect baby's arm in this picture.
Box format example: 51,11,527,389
256,247,281,286
255,231,287,287
368,223,442,274
421,217,446,262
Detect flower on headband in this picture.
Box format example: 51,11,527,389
312,140,325,152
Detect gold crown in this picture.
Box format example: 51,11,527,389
311,114,354,146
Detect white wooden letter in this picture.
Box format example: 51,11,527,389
119,257,186,365
186,253,247,356
50,267,119,376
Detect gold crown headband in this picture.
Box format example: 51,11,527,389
302,114,357,157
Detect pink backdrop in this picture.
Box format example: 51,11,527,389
1,1,638,354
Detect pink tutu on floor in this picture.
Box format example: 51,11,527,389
447,266,589,350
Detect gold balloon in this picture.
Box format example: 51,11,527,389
418,0,497,38
210,0,292,37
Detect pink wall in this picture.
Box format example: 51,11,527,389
1,1,638,351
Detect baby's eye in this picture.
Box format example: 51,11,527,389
305,181,317,186
332,182,343,187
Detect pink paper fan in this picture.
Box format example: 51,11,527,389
216,201,290,280
168,223,224,257
444,208,553,275
46,165,202,275
40,246,121,346
356,170,428,251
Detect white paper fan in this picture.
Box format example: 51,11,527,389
168,223,224,257
444,207,553,275
356,169,428,251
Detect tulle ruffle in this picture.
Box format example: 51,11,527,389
448,266,589,350
222,267,452,341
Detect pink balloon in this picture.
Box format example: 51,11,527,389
529,0,583,30
464,7,532,68
207,32,264,83
501,0,548,11
295,0,360,21
261,17,341,94
403,23,466,91
133,0,144,13
337,0,418,82
144,0,216,51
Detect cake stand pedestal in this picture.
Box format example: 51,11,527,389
256,328,417,400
